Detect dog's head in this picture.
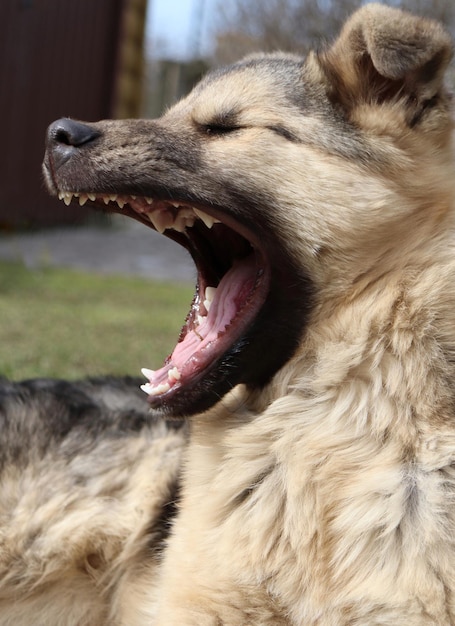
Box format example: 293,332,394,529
43,4,454,417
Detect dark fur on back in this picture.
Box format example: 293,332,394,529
0,376,186,625
0,376,181,468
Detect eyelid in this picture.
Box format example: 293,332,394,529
204,124,239,134
199,122,242,135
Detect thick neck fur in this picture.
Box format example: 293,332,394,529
158,209,455,624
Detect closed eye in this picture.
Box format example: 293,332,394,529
202,123,242,136
196,109,243,136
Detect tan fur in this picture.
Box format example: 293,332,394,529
151,6,455,625
0,392,185,626
16,3,455,624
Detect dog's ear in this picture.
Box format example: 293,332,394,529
318,3,453,125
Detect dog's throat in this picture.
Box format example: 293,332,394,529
141,254,259,398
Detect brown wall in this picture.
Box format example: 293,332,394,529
0,0,138,227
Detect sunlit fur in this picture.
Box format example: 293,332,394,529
4,3,455,624
152,5,455,625
0,378,186,626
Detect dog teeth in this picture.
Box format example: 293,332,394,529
193,209,220,229
203,286,217,312
140,382,170,396
146,211,175,233
205,286,217,301
168,366,181,382
141,367,156,380
140,366,180,395
143,206,220,234
57,191,222,235
173,208,196,232
63,192,73,206
58,191,74,205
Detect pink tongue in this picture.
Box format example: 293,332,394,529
147,255,257,388
172,255,257,367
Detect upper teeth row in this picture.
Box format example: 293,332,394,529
57,191,220,232
145,207,220,233
58,191,149,208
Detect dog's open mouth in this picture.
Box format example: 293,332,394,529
57,191,271,414
44,115,312,417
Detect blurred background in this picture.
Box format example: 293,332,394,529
0,0,453,379
1,0,454,229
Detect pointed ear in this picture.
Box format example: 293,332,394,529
318,3,453,124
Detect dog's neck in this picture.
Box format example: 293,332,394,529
179,258,455,623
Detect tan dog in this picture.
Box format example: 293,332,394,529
36,3,455,624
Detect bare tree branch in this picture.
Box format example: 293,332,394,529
212,0,455,66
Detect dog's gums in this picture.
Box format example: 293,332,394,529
55,191,271,410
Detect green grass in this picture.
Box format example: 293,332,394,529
0,261,194,380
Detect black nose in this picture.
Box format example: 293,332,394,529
46,118,100,169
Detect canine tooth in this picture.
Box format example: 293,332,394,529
140,383,153,394
194,208,220,229
141,367,156,380
145,213,163,233
87,193,96,201
168,367,181,382
205,286,217,302
78,194,88,206
146,210,174,233
203,286,217,313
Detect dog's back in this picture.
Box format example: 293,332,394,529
0,377,185,625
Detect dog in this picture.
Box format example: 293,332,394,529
0,376,186,625
11,2,454,624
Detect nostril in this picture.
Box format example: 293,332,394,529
54,128,74,146
47,118,100,148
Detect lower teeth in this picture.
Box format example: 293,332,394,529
140,382,170,396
